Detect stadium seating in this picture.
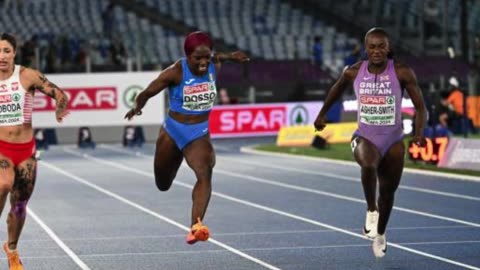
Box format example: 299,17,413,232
0,0,476,89
136,0,360,74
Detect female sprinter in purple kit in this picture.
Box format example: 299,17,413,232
314,28,427,258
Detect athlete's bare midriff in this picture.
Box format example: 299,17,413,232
0,124,33,143
169,110,209,124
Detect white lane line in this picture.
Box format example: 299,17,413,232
0,249,224,260
402,240,480,246
66,148,480,270
8,239,480,261
213,169,480,228
212,145,232,151
97,144,480,228
99,144,480,202
27,207,92,270
39,161,282,270
18,224,477,243
219,156,480,202
241,239,480,251
240,146,480,182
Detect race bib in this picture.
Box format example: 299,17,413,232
0,92,24,126
359,95,395,126
182,82,217,111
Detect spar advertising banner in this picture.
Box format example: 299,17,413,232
32,71,163,127
208,97,414,138
209,101,323,138
437,138,480,171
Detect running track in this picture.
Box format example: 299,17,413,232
3,137,479,270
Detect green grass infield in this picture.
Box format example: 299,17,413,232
254,136,480,177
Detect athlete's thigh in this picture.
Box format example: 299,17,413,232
352,136,381,168
183,135,215,173
11,156,37,202
0,153,15,191
154,127,184,179
377,140,405,185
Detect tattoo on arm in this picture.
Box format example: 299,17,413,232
56,95,68,112
47,81,61,91
39,74,47,83
35,74,61,97
39,73,61,89
35,74,68,113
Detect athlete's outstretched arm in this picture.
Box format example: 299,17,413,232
212,51,249,70
314,66,356,131
399,65,427,145
25,68,69,123
125,64,180,120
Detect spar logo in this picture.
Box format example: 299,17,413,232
184,83,209,94
34,87,117,111
0,94,11,103
123,85,143,108
289,105,308,125
12,93,21,102
0,93,21,104
360,95,387,104
387,96,395,104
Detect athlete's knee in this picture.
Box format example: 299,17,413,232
361,164,377,176
0,181,12,194
10,200,28,219
363,163,377,170
153,165,177,192
156,183,171,192
197,152,215,171
379,187,396,202
207,152,216,171
193,163,214,181
378,195,395,209
206,160,215,172
155,179,173,191
210,158,216,169
380,186,398,197
154,174,174,192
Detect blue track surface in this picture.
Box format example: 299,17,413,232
3,137,479,270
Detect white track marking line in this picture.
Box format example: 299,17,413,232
219,156,480,202
98,145,480,228
8,239,480,261
27,207,92,270
213,169,480,227
39,161,282,270
65,148,480,270
212,145,232,151
240,146,480,182
19,225,475,243
99,144,480,201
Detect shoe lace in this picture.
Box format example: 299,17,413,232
367,212,377,225
375,235,386,247
191,217,204,232
373,211,380,223
8,250,21,265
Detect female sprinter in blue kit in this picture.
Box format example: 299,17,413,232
125,31,249,244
